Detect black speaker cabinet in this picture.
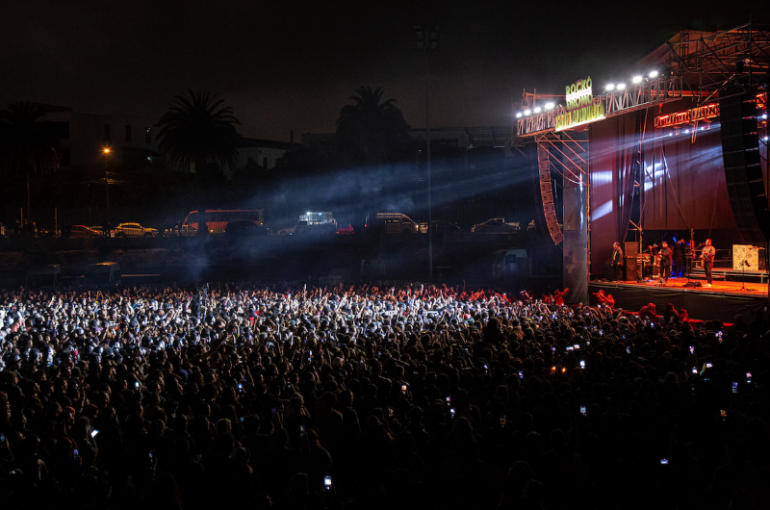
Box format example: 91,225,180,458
625,256,638,281
719,88,769,243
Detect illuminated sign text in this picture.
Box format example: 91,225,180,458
555,76,606,131
654,103,719,128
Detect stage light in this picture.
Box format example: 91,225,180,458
762,114,768,119
516,112,522,118
605,83,615,91
684,129,690,134
649,70,659,78
534,107,542,113
669,133,673,137
524,109,532,116
617,83,626,90
545,102,555,110
764,136,769,141
632,75,643,84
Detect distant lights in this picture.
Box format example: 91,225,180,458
632,75,643,84
649,70,659,78
545,102,555,110
534,107,542,113
617,83,626,90
605,83,615,91
524,109,532,116
516,112,522,118
684,129,690,134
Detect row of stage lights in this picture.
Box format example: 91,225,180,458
516,102,556,118
605,70,659,92
515,70,661,119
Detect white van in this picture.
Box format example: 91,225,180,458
84,262,122,286
374,213,420,234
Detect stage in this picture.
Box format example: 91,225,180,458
589,277,768,323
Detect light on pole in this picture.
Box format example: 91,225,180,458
414,24,439,281
103,147,111,237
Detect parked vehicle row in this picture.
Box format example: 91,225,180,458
2,207,522,239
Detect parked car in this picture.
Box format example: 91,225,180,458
471,218,520,233
369,213,420,234
111,222,159,238
36,225,60,238
225,220,268,236
69,225,102,238
336,224,355,235
419,220,461,234
164,224,197,237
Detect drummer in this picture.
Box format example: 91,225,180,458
643,245,656,279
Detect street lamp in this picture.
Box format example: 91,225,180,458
414,24,439,281
103,147,111,237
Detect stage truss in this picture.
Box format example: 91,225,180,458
663,23,770,103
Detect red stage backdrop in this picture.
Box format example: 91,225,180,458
641,99,735,232
588,111,640,276
588,100,736,276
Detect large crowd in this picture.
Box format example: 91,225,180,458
0,282,769,510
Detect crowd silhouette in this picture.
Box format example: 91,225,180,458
0,283,769,510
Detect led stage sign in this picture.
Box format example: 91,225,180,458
654,103,719,128
555,77,606,131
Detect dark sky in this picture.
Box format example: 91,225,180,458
1,1,766,141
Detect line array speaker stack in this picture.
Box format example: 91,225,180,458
537,141,563,245
719,87,770,244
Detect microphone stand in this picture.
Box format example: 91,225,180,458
739,250,752,292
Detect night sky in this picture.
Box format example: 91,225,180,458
1,1,765,142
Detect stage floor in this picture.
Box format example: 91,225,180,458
620,277,768,297
589,277,768,323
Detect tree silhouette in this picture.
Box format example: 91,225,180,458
157,89,241,235
335,86,410,167
0,101,61,225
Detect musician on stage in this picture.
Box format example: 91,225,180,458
642,244,657,279
611,242,624,281
701,238,715,288
658,241,673,284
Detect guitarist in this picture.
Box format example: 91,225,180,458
611,242,624,281
701,239,715,288
658,241,673,285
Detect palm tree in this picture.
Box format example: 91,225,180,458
157,89,241,235
335,86,410,167
0,101,61,227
